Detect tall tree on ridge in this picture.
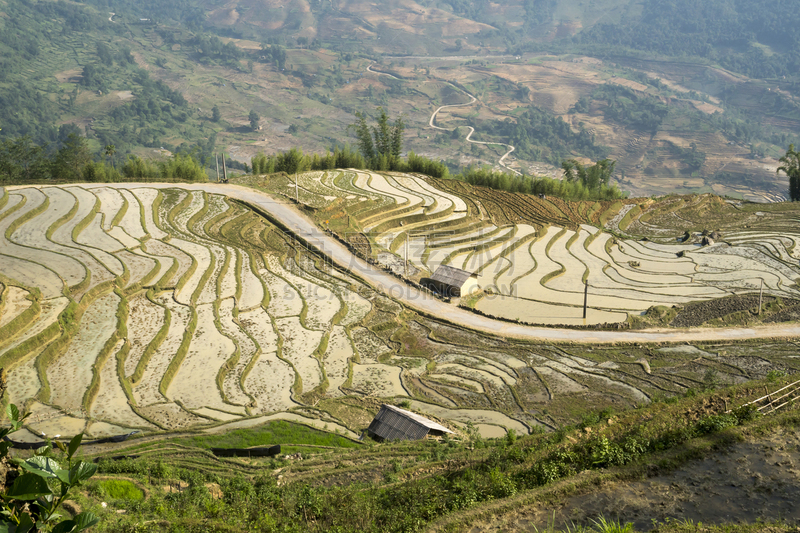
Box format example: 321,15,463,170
778,144,800,201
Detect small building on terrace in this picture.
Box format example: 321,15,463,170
429,265,479,297
367,404,454,441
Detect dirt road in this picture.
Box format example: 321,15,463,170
366,65,520,175
426,82,521,176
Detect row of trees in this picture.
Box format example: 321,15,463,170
0,135,207,183
250,146,449,179
248,108,623,201
455,161,626,202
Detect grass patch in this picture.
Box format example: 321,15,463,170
91,479,144,501
174,419,361,450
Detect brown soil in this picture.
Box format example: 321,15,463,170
469,427,800,532
671,296,800,328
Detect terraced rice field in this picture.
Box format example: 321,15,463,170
2,177,800,440
0,184,409,436
245,171,800,326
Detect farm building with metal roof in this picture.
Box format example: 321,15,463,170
367,404,454,441
428,265,479,297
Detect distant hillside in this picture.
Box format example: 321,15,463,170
1,0,799,200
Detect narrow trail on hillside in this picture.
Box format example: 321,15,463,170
367,65,521,176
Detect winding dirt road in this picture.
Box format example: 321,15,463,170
85,183,800,345
427,84,521,176
367,65,521,175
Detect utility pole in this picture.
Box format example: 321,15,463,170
295,172,299,202
583,280,588,320
221,153,228,182
758,278,764,315
215,153,220,182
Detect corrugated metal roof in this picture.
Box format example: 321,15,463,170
430,265,475,289
367,404,454,441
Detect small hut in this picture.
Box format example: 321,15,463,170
367,405,454,441
429,265,479,297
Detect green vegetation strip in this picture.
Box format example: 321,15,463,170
72,194,100,242
0,313,59,372
190,249,215,306
82,289,128,412
165,190,194,233
0,194,26,224
5,195,49,240
45,190,79,240
618,205,643,232
599,201,623,227
540,227,568,285
151,190,165,234
128,189,149,240
213,299,241,406
130,289,171,386
123,256,161,296
0,290,41,352
34,280,115,402
110,192,129,228
158,307,197,398
149,244,179,290
175,419,361,450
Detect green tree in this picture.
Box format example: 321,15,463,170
249,110,260,131
0,136,48,182
104,144,116,169
562,158,616,191
211,105,221,122
53,133,91,181
350,107,405,164
275,147,306,175
777,144,800,201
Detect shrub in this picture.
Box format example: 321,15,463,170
0,405,99,532
695,413,737,435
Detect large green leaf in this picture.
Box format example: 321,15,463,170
0,514,34,533
50,520,76,533
68,462,97,485
72,512,99,531
17,456,67,482
67,434,83,460
7,473,52,500
5,405,20,424
16,513,34,533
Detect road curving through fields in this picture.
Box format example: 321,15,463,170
367,64,520,175
25,182,797,346
426,82,521,176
